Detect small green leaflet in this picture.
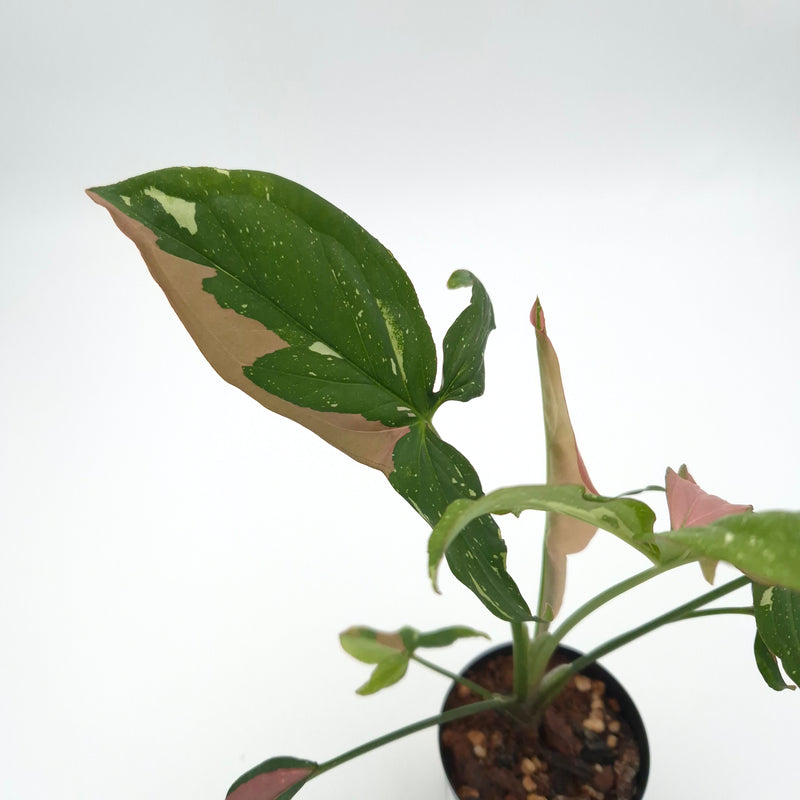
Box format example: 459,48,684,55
436,270,494,404
427,484,658,591
752,583,800,687
226,756,317,800
354,653,411,695
340,625,488,695
662,512,800,591
339,628,405,664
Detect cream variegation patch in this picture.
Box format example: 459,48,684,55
143,186,198,234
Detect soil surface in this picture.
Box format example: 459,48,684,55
440,651,642,800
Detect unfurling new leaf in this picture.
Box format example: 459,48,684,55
531,298,600,619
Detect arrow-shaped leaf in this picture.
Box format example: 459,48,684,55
88,167,437,473
427,484,658,591
227,756,317,800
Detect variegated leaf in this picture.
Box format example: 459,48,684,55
227,756,317,800
437,270,494,404
88,167,436,472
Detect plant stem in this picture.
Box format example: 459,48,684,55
511,621,529,701
679,605,754,620
410,653,495,700
575,575,750,668
534,540,550,638
526,562,684,692
533,575,750,713
552,563,683,645
313,696,512,777
613,484,665,498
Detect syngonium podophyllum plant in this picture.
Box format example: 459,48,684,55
89,168,800,800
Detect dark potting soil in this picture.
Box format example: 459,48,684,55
441,652,642,800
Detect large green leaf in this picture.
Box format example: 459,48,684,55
753,583,800,685
227,756,317,800
662,512,800,591
390,427,534,621
436,270,494,404
88,167,437,473
427,484,659,590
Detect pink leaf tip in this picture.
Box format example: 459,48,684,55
665,465,752,530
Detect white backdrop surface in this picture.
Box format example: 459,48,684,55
1,2,798,799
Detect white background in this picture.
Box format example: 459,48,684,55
2,1,799,798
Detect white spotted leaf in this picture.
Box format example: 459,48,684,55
437,270,494,404
88,167,437,473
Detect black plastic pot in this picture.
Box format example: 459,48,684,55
440,643,650,800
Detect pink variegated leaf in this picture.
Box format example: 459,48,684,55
531,299,599,618
226,756,317,800
665,465,752,583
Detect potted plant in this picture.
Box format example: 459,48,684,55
88,167,799,800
